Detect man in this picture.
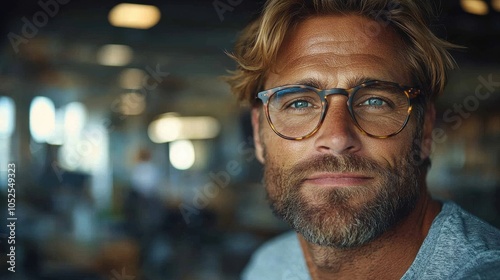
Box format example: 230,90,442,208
225,0,500,279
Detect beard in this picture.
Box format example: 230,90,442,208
263,142,422,249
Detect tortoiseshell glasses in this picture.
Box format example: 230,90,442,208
256,80,421,140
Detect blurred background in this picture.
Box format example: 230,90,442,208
0,0,498,279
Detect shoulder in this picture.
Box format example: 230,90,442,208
442,201,500,278
440,201,500,251
404,201,500,279
241,231,311,280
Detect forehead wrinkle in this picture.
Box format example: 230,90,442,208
291,17,371,45
276,38,368,69
273,37,400,80
280,16,385,56
271,53,393,86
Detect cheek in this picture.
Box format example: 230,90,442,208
261,131,307,166
362,140,405,166
363,125,417,166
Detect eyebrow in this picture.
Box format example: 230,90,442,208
292,77,327,89
345,76,381,88
291,75,382,89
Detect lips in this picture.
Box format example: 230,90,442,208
303,172,374,187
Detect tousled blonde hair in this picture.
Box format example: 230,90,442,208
225,0,458,106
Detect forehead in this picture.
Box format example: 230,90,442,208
266,15,409,88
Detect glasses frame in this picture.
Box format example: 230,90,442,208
256,80,422,140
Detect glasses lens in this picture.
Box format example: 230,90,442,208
268,87,323,139
351,83,410,137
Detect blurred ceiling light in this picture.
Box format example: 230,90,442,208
59,125,108,173
0,97,15,138
30,96,56,143
118,68,146,89
96,44,133,66
109,3,161,29
148,114,181,143
148,114,221,143
169,140,195,170
64,102,87,137
460,0,489,15
119,92,146,115
493,0,500,11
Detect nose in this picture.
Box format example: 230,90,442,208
313,97,361,155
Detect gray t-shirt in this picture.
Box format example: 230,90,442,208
242,201,500,279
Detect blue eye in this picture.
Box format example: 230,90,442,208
362,98,386,107
269,87,321,113
291,100,311,109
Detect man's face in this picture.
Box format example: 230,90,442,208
252,15,435,248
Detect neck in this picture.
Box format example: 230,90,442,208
299,191,441,280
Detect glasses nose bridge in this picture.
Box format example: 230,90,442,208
317,87,356,129
319,88,352,110
320,88,351,100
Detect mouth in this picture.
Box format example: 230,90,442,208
303,172,374,188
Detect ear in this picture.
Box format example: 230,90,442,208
420,103,436,160
251,107,266,164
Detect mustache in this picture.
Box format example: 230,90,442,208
284,154,386,180
265,153,397,193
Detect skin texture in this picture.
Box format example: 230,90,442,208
252,15,442,279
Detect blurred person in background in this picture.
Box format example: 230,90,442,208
226,0,500,279
130,148,162,200
126,148,164,238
